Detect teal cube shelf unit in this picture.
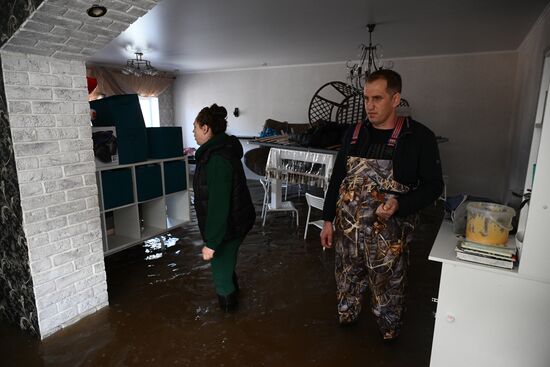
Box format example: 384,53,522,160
96,156,190,255
101,168,133,210
164,159,187,194
136,164,162,202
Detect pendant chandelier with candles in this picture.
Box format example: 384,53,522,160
346,24,393,90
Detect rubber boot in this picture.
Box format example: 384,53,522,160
218,291,238,313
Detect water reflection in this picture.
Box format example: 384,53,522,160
144,234,179,261
0,183,443,367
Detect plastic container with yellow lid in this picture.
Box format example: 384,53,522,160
465,202,516,246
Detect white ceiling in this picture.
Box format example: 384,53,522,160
87,0,550,73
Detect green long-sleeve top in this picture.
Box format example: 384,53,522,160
196,134,234,250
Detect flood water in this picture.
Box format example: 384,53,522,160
2,182,443,367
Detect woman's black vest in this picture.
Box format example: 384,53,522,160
193,139,256,243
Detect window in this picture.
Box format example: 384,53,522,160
139,96,160,127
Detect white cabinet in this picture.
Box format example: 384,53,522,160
516,54,550,282
429,223,550,367
96,156,190,255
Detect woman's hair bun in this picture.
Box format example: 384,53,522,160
196,103,228,134
210,104,227,119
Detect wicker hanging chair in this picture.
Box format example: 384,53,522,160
308,81,364,126
308,81,412,126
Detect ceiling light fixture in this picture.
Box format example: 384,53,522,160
121,52,159,77
346,23,393,89
87,4,107,17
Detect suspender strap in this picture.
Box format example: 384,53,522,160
351,116,404,148
351,122,362,145
387,116,404,147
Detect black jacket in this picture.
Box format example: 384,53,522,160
323,118,443,219
194,134,256,243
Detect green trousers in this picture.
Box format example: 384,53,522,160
211,237,242,296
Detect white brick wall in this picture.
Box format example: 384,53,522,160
0,0,160,62
1,51,108,338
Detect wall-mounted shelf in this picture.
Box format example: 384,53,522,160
96,156,190,256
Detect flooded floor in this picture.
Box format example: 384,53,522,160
1,182,443,367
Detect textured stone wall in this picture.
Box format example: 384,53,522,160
0,55,40,337
1,1,45,45
0,0,46,338
2,52,106,338
0,0,160,338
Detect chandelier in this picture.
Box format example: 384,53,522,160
121,52,158,77
346,24,393,89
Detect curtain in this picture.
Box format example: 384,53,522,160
88,66,174,100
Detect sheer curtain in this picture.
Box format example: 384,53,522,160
88,66,174,100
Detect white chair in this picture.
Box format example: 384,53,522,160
304,193,325,239
259,177,270,219
263,201,299,227
260,177,299,227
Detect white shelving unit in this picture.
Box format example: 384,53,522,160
428,223,550,367
166,191,189,228
96,156,190,256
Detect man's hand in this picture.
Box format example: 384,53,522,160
202,246,215,261
376,197,399,220
320,221,334,249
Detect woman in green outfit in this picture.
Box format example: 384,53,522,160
192,104,256,312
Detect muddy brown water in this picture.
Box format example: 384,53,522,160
1,183,443,366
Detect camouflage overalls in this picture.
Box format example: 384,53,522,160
334,120,417,339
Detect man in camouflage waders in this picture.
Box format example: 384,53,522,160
321,70,443,340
